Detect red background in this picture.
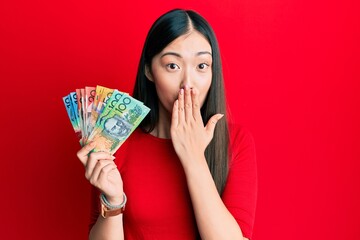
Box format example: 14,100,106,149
1,0,359,239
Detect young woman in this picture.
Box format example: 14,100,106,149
77,9,257,240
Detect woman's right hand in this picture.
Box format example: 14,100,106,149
77,141,124,205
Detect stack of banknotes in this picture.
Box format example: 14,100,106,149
63,85,150,154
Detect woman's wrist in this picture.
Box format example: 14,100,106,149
101,192,127,209
181,154,207,174
104,192,125,206
100,192,127,218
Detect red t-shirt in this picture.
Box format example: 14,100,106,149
89,124,257,239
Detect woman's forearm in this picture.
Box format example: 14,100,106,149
183,157,245,240
89,215,124,240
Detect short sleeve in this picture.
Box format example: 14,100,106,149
221,124,258,239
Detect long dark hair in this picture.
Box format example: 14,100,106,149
133,9,229,195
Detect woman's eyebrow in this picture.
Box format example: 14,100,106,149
160,51,212,59
196,51,212,56
160,52,181,58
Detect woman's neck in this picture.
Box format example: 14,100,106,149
150,104,172,139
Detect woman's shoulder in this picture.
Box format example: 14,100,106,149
228,122,255,146
227,122,256,167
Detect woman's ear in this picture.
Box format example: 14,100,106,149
145,65,154,82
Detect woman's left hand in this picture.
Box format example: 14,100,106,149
170,86,223,167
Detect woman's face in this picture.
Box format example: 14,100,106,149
146,30,212,117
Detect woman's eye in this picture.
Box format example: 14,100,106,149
198,63,209,70
166,63,180,70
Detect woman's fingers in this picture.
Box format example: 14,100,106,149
76,141,96,166
89,160,116,186
97,162,119,184
191,88,202,122
172,99,179,127
178,88,185,123
77,143,122,202
172,87,202,129
205,113,224,137
85,151,115,180
184,86,193,123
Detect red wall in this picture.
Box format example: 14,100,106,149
1,0,359,239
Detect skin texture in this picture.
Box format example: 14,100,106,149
77,30,248,240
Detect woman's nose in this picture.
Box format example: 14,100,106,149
180,68,193,89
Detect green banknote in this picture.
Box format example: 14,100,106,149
88,94,150,154
88,89,127,141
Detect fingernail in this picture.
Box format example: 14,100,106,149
180,89,184,95
218,114,224,120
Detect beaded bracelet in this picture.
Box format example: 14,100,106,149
100,192,127,210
